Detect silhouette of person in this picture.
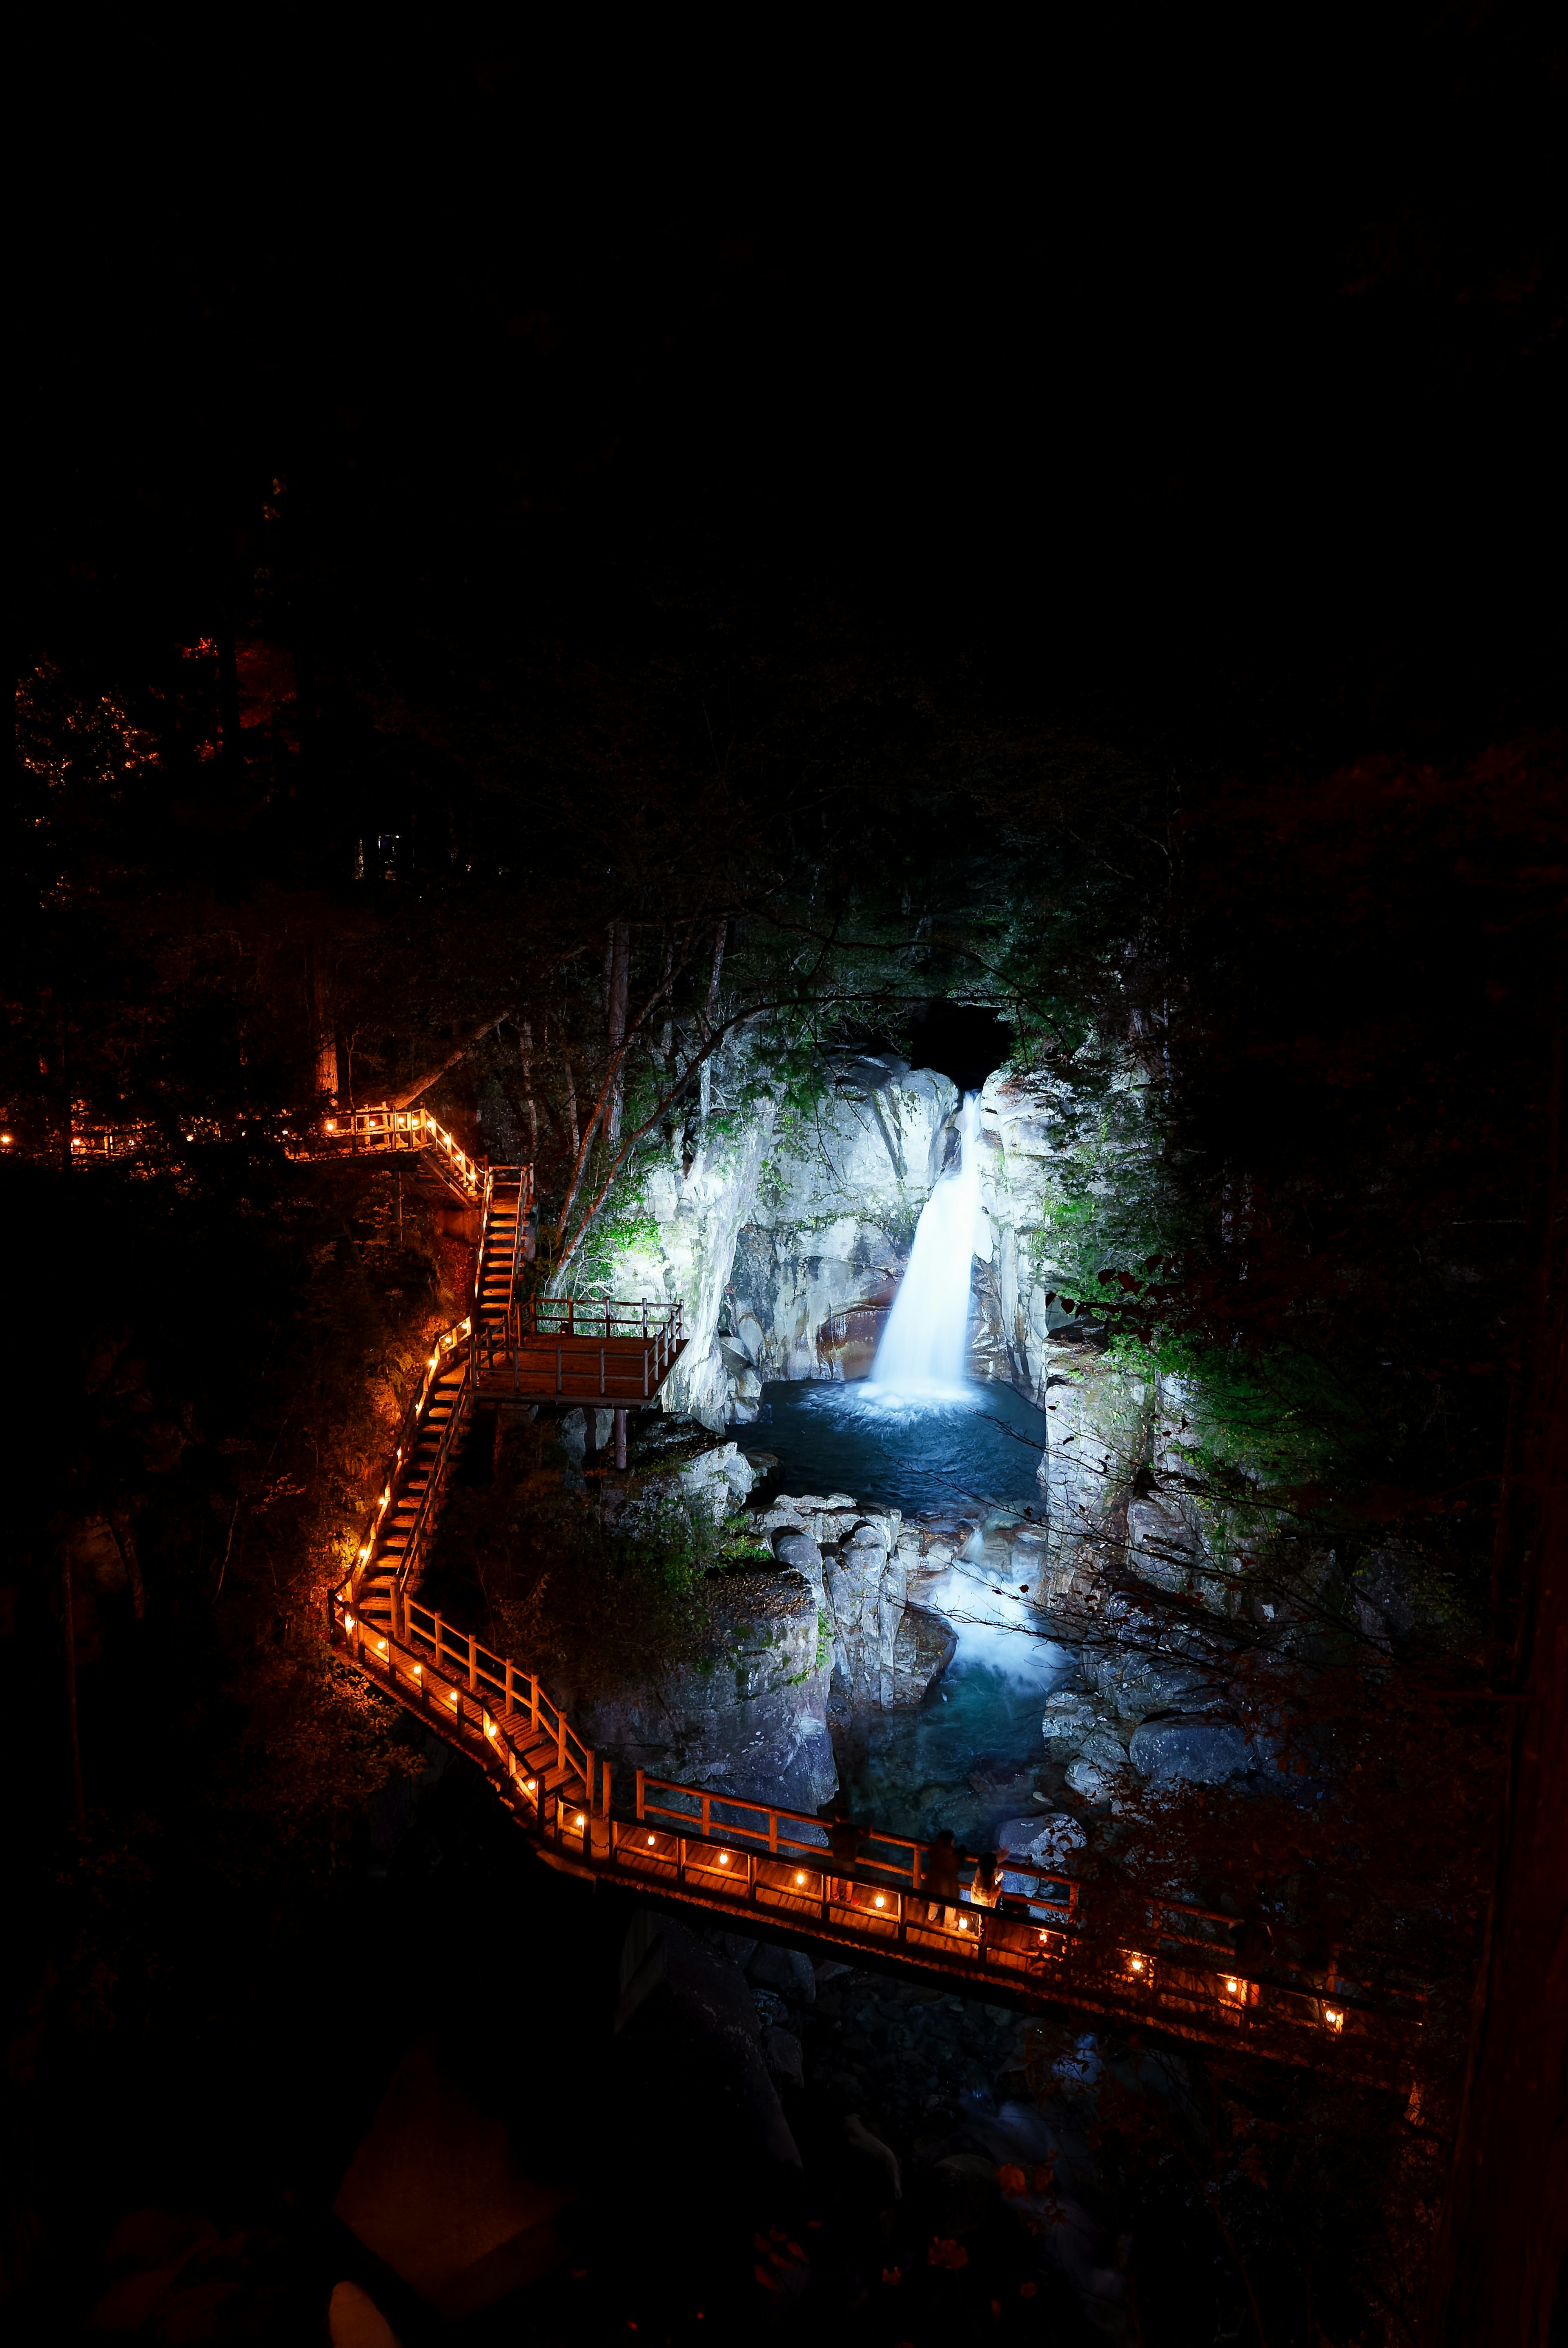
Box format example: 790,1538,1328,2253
922,1828,961,1924
969,1851,1001,1909
827,1813,865,1903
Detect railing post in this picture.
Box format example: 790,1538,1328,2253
432,1612,443,1675
505,1657,515,1715
557,1709,566,1773
468,1632,478,1693
636,1768,646,1821
702,1792,711,1840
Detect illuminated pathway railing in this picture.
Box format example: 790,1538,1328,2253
325,1581,1425,2089
290,1101,496,1202
313,1110,1419,2087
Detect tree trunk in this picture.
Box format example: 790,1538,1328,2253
304,938,337,1103
606,923,630,1144
521,1020,539,1153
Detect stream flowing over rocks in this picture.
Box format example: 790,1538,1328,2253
563,1048,1348,1840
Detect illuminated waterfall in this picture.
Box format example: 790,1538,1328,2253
865,1093,982,1399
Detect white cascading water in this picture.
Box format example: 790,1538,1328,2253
855,1090,1066,1691
864,1092,983,1400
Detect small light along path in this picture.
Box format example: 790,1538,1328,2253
100,1103,1421,2091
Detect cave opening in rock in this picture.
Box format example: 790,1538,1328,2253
904,1001,1013,1094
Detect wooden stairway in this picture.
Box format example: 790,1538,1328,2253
473,1169,526,1353
350,1158,530,1652
350,1356,468,1648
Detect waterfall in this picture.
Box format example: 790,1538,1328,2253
865,1093,982,1400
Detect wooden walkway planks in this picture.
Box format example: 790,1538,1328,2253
327,1584,1425,2089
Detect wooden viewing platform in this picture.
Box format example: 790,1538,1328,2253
472,1296,687,1405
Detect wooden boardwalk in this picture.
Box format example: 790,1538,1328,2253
473,1297,686,1405
311,1111,1423,2090
328,1589,1424,2088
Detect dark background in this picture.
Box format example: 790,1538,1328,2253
7,17,1563,2344
19,12,1562,770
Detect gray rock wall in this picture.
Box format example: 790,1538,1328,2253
758,1495,957,1718
572,1565,837,1815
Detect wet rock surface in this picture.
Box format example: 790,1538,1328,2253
573,1563,837,1813
1128,1712,1254,1785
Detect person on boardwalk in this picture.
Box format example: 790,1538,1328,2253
969,1851,1001,1909
922,1827,961,1925
827,1813,866,1904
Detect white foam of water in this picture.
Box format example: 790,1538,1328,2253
926,1547,1070,1689
865,1091,982,1398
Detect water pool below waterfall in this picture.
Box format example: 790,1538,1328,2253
738,1379,1074,1845
738,1376,1049,1514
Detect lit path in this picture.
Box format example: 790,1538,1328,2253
311,1115,1421,2089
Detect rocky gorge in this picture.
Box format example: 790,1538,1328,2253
545,1045,1296,1848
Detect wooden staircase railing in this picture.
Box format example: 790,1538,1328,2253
301,1103,517,1205
324,1580,1425,2086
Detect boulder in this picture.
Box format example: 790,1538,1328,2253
771,1527,825,1605
1040,1689,1097,1755
1129,1715,1253,1785
332,2040,575,2319
887,1604,958,1708
678,1441,755,1518
762,2026,804,2087
1063,1733,1128,1804
746,1943,817,2002
1080,1606,1218,1715
993,1812,1087,1873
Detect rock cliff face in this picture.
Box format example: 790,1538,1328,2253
574,1478,964,1817
571,1564,837,1815
567,1048,958,1429
756,1496,958,1720
729,1058,957,1398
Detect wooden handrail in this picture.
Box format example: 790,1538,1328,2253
304,1103,536,1218
324,1585,1423,2083
322,1144,1415,2079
